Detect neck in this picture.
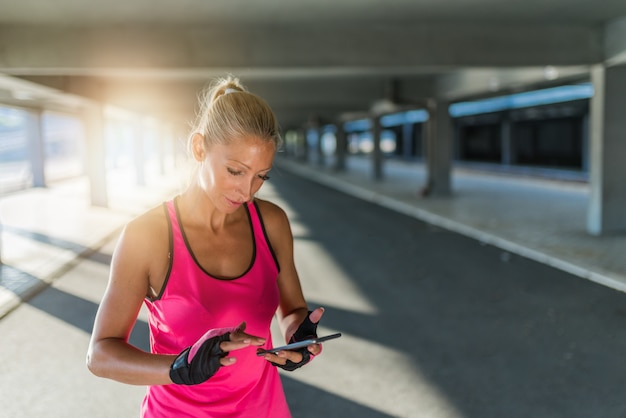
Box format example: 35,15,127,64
179,183,243,232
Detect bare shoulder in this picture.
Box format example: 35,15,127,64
253,198,294,253
123,204,169,243
110,203,171,298
114,203,170,266
253,198,290,230
255,199,293,266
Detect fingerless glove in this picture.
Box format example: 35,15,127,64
169,328,232,385
275,311,318,372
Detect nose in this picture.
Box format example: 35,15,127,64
237,177,255,202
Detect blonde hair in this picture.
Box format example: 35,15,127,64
189,75,282,153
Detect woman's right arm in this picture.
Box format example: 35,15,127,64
86,210,176,385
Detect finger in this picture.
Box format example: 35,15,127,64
229,321,247,338
220,356,237,367
221,335,266,352
223,334,266,353
242,334,266,346
220,339,251,353
228,322,265,346
308,307,325,324
259,351,284,365
261,350,303,365
232,333,265,346
307,343,322,356
261,352,284,365
277,350,304,363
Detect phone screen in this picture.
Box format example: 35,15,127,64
256,332,342,355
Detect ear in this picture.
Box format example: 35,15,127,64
191,133,206,162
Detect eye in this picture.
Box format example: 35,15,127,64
227,168,243,176
258,174,271,181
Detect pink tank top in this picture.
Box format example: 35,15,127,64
141,198,291,418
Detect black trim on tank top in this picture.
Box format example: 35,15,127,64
252,200,281,273
147,201,175,302
174,196,256,281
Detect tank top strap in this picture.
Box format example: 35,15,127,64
165,198,182,244
164,198,278,275
246,200,280,273
165,199,177,229
164,198,187,267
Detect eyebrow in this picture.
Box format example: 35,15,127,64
228,159,272,172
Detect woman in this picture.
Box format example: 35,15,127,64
87,75,324,417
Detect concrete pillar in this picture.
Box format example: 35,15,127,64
305,114,323,166
452,122,461,160
297,128,308,162
587,64,626,235
133,120,146,186
371,115,383,180
422,99,452,196
158,123,170,176
83,103,108,207
402,123,414,159
420,123,428,159
581,113,590,173
335,121,347,172
25,108,46,187
314,127,324,166
501,116,513,165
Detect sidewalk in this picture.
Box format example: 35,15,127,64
0,169,187,318
275,154,626,293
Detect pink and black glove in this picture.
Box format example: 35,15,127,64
169,328,232,385
275,311,318,372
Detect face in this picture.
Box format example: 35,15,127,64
194,134,275,213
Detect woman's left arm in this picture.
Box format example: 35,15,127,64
257,200,324,356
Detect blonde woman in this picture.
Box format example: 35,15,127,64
87,76,324,418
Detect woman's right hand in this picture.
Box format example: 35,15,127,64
170,322,265,385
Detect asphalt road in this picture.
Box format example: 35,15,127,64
1,170,626,417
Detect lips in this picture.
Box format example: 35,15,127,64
225,197,243,208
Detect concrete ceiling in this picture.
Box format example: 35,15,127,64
1,0,625,130
1,0,624,25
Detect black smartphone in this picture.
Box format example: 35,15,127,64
256,333,342,355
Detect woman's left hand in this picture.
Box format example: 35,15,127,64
261,307,325,370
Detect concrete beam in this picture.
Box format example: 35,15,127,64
605,16,626,66
0,23,603,72
435,66,591,101
14,74,438,130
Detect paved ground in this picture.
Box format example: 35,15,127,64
1,155,626,417
281,155,626,291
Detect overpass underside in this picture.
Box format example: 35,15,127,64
1,15,626,235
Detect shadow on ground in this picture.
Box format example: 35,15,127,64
270,170,626,418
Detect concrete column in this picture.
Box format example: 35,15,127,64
371,115,383,180
587,64,626,235
297,128,308,162
335,122,347,171
25,108,46,187
420,123,428,159
422,99,452,196
581,113,590,173
501,116,513,165
314,127,324,166
158,123,170,176
452,123,462,160
133,120,146,186
83,103,108,207
402,123,414,159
